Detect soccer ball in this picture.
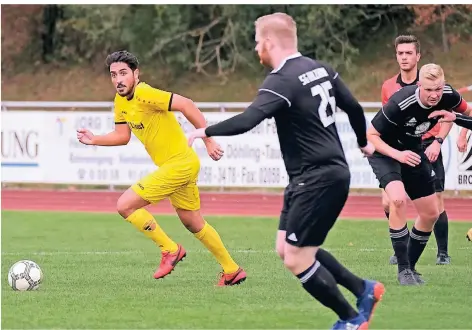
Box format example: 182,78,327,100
467,228,472,241
7,260,43,291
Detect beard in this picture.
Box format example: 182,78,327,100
258,46,272,69
118,89,131,97
116,82,134,97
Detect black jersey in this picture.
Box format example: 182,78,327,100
371,84,463,151
258,55,350,176
205,53,368,179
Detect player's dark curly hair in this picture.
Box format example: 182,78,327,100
105,50,139,71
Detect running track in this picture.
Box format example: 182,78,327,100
2,190,471,221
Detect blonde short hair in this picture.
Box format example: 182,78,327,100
419,63,445,81
254,12,297,48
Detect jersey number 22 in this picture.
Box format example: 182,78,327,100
311,81,336,127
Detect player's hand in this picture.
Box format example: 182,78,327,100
203,138,224,161
359,141,375,157
428,110,456,123
457,135,468,153
425,140,441,163
76,128,95,145
395,150,422,167
187,128,208,147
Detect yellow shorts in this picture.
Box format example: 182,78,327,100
131,158,201,211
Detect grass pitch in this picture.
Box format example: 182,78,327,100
2,211,471,329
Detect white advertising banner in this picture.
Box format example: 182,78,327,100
456,129,472,190
1,112,45,182
42,112,152,185
442,125,459,190
0,110,469,190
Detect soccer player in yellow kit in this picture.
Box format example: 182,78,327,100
76,50,246,286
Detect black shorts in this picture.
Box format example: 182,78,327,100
368,151,436,200
421,137,445,192
278,165,350,247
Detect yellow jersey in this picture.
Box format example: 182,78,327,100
113,82,197,166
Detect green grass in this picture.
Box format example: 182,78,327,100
2,210,471,329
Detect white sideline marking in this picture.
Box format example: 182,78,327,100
2,247,470,256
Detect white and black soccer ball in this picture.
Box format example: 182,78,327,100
7,260,43,291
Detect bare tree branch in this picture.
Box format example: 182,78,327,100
148,17,223,57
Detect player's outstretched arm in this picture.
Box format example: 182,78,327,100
428,110,456,123
204,107,268,138
456,116,472,130
187,99,281,146
171,94,208,132
332,75,368,147
455,114,472,130
196,89,286,138
186,78,288,145
170,94,224,160
186,107,267,146
430,110,472,130
77,124,131,146
431,95,472,151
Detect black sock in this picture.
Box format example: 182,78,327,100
297,261,358,321
384,211,397,257
408,226,432,270
434,211,449,255
390,225,410,272
316,249,365,298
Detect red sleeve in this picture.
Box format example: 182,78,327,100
455,99,469,113
381,84,388,106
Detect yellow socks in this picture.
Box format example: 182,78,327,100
126,209,178,253
194,221,239,274
126,211,239,273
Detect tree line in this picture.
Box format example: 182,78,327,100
3,5,472,77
